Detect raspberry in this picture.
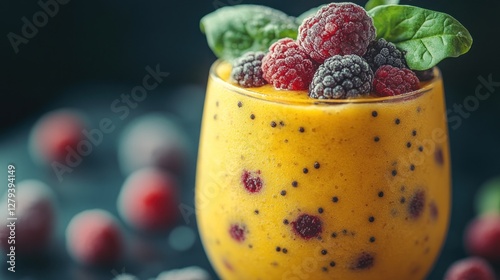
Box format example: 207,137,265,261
373,65,420,97
231,52,267,87
363,38,407,72
464,214,500,263
309,55,373,99
297,3,376,63
444,257,496,280
262,38,316,90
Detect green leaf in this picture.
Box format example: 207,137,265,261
365,0,399,11
475,178,500,215
296,5,325,25
368,5,473,70
200,5,298,60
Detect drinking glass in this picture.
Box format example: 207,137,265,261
196,60,450,280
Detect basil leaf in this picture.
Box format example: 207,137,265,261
296,5,324,24
200,5,298,60
368,5,473,70
365,0,399,11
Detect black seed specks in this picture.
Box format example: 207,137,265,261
279,121,285,127
283,219,289,225
331,232,337,238
318,207,324,214
408,190,426,219
369,236,376,243
395,118,401,125
314,162,321,169
391,170,398,177
410,164,415,171
271,121,277,128
237,101,243,108
282,248,288,254
276,246,281,252
372,111,378,117
280,190,287,196
250,114,255,120
412,130,417,137
330,261,336,267
368,216,375,223
374,136,380,142
292,181,298,188
321,249,328,255
435,147,444,166
418,146,424,152
332,196,339,203
303,168,309,174
378,191,384,198
400,197,406,204
406,142,412,148
322,267,328,272
254,210,259,214
299,127,305,133
351,252,375,270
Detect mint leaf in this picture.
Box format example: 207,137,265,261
200,5,298,60
368,5,473,70
296,5,324,24
365,0,399,11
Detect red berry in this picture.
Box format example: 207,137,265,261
0,180,56,255
262,38,316,90
117,168,179,231
465,214,500,263
291,214,322,239
444,257,496,280
297,3,376,63
29,109,87,165
118,114,190,175
373,65,420,97
66,209,124,266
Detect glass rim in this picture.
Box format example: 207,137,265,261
209,59,442,105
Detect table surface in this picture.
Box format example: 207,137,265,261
0,82,499,280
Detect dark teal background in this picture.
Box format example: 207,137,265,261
1,0,500,279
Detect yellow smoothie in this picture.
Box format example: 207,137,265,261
196,61,450,280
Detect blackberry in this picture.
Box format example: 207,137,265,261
363,39,407,72
231,52,267,87
414,68,435,82
309,55,373,99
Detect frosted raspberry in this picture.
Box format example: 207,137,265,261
373,65,420,97
297,3,376,63
262,38,316,90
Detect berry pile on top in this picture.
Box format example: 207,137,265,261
201,2,472,99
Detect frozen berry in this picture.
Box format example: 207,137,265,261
373,65,420,97
464,214,500,263
262,38,316,90
444,257,496,280
0,180,56,255
156,266,211,280
297,3,376,63
66,209,124,266
118,113,190,175
118,168,178,231
231,52,267,87
309,55,373,99
29,109,87,165
291,214,322,239
414,68,435,82
363,38,407,72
